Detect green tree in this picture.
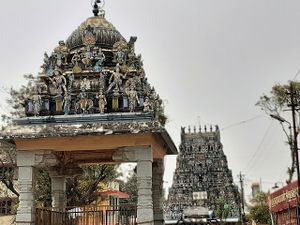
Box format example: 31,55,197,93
215,197,231,224
120,168,137,203
248,192,271,225
256,81,300,183
66,165,118,206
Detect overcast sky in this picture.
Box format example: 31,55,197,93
1,0,300,200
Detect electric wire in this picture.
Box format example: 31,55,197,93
293,67,300,80
242,121,273,172
221,114,265,131
245,133,275,175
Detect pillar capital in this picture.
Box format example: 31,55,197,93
113,146,153,162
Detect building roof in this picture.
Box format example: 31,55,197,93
98,190,129,199
66,16,125,50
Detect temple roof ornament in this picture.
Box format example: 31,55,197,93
18,4,166,127
92,0,105,17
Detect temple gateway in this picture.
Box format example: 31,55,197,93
164,126,241,221
1,2,177,225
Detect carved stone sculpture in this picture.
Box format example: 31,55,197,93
97,91,107,114
107,64,125,93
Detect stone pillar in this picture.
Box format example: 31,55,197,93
16,151,36,225
50,175,66,208
136,147,154,225
152,160,164,225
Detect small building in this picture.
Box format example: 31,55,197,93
97,180,129,206
270,180,298,225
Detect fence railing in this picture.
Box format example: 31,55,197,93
35,204,137,225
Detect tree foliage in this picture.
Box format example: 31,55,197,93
119,168,137,203
256,80,300,183
256,81,300,114
248,192,271,225
0,143,18,197
66,165,117,206
215,197,230,223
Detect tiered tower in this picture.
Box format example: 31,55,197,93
21,4,164,120
165,125,240,220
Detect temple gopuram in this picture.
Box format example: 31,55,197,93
0,1,177,225
164,125,240,221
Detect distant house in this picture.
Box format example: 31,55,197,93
96,180,129,206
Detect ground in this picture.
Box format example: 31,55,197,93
0,215,15,225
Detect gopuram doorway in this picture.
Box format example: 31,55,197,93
0,2,177,225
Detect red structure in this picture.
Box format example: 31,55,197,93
270,180,299,225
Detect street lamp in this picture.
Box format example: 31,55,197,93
269,112,299,185
270,112,300,216
270,113,290,124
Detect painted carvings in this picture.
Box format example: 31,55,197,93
25,22,163,119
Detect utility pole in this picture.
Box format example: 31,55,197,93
287,83,300,197
287,83,300,225
239,172,245,225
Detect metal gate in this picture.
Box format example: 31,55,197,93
35,205,137,225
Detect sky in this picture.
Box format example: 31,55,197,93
1,0,300,200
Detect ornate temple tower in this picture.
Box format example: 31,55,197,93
165,125,240,220
1,2,177,225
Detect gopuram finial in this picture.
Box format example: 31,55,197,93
92,0,105,17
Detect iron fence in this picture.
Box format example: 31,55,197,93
35,204,137,225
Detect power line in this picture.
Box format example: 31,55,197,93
245,128,275,174
221,114,265,131
293,67,300,80
242,121,273,172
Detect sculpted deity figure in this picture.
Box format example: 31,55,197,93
67,74,74,91
37,81,48,95
48,69,67,96
71,51,82,73
93,48,106,72
32,95,41,116
75,92,93,114
42,52,55,76
55,69,67,94
115,49,126,65
63,94,72,115
143,97,152,112
107,64,126,93
128,84,139,112
99,72,106,91
81,46,93,68
54,41,70,66
128,36,137,59
97,91,107,114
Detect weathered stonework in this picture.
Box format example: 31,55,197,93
164,126,240,220
153,161,164,225
16,152,36,225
